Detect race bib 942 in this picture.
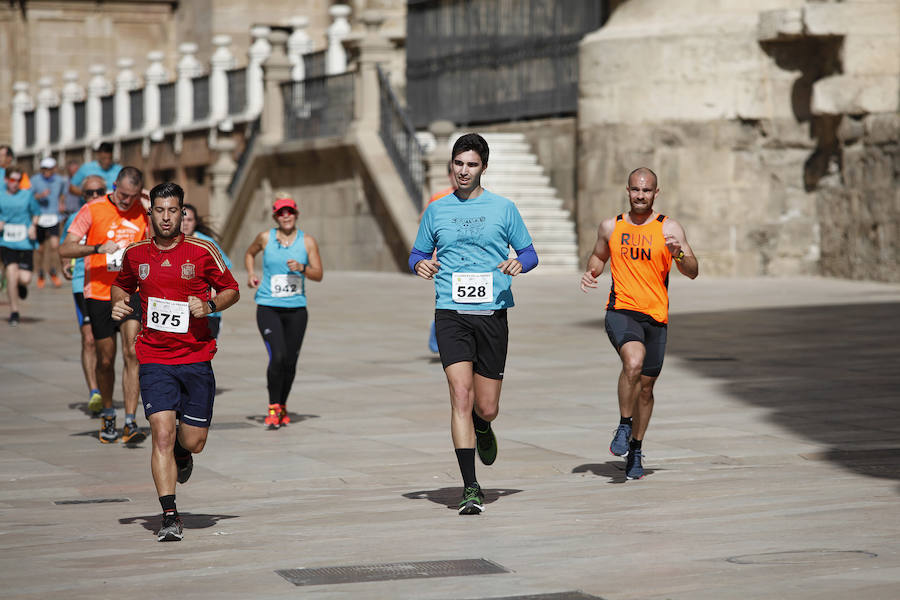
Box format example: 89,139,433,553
270,274,302,298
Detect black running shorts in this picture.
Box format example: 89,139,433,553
36,224,60,243
86,294,142,340
604,309,668,377
435,309,508,380
0,247,33,270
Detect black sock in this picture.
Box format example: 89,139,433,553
455,448,477,488
159,494,177,517
472,409,491,433
630,438,642,452
620,416,633,426
174,436,190,459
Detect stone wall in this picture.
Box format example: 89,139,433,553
228,144,405,273
577,0,900,280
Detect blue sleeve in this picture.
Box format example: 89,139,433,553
411,205,436,254
408,247,432,273
28,191,41,218
514,243,538,273
70,165,87,187
506,202,532,250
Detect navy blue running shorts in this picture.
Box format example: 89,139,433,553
604,309,668,377
140,362,216,427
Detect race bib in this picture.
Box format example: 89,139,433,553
106,247,125,272
37,214,59,228
2,223,27,243
452,272,493,304
147,297,190,333
270,274,302,298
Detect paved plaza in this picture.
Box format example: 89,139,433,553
2,270,900,599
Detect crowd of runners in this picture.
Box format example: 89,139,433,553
0,133,697,539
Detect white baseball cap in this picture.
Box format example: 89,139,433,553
40,157,57,169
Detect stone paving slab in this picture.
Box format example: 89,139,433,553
1,272,900,599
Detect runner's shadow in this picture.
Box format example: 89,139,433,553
244,413,319,425
119,512,239,532
68,400,123,417
572,462,656,484
6,315,44,324
402,487,522,509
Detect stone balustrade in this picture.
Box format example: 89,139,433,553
10,7,352,160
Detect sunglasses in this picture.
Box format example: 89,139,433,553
84,188,107,197
274,209,296,217
7,177,21,182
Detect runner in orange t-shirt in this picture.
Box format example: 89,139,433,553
580,167,699,480
60,166,150,444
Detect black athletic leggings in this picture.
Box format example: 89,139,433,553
256,305,308,406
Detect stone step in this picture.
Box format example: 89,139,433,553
519,207,572,219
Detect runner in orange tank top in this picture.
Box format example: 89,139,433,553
580,167,698,480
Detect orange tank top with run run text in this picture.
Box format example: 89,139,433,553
80,195,148,300
606,213,673,324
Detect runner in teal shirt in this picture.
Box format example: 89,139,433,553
0,167,40,325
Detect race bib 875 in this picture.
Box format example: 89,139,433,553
147,297,190,333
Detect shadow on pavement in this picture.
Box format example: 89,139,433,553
119,512,240,532
402,487,522,509
664,301,900,484
68,400,123,417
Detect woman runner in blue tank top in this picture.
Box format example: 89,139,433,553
244,195,323,430
181,204,233,339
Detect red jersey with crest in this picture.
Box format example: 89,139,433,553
113,234,239,365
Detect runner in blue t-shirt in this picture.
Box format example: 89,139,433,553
181,203,233,339
31,157,67,288
409,133,539,515
68,142,122,197
61,178,103,412
244,195,323,430
0,167,40,326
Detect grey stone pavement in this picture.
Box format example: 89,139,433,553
2,270,900,600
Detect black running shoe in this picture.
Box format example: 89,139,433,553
458,482,485,515
122,422,146,444
17,283,27,300
626,449,645,480
8,312,19,327
176,453,193,484
475,425,497,466
157,514,184,541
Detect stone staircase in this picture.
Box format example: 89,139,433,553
475,132,580,271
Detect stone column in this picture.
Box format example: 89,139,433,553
60,71,84,144
427,120,455,197
326,4,352,76
247,26,272,117
86,64,111,142
355,11,392,129
12,82,33,152
35,77,58,149
143,51,168,133
208,135,237,226
288,16,314,81
177,42,203,127
115,58,138,135
210,35,235,122
261,30,292,143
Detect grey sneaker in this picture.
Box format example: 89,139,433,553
458,482,485,515
609,423,631,456
99,415,119,443
626,449,645,480
157,515,184,541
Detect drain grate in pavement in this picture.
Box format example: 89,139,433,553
461,593,604,600
727,549,876,565
210,422,255,430
54,498,131,505
277,558,509,586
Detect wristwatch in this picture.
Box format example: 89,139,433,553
94,243,102,254
674,249,685,262
206,299,217,313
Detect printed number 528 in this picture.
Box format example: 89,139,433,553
457,285,486,298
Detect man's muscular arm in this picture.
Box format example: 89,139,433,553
663,218,699,279
581,218,615,292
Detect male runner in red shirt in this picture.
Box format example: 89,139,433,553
111,182,239,542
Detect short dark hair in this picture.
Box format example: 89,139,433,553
182,202,219,240
96,142,114,154
150,182,185,207
451,133,489,166
116,166,144,188
0,145,14,159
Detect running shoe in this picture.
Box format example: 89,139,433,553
17,283,27,300
8,312,19,327
609,423,632,456
626,449,645,480
176,453,193,484
50,273,62,288
157,514,184,542
278,405,290,426
87,390,102,414
264,404,282,430
458,482,485,515
99,415,119,443
475,423,497,466
36,275,45,289
122,422,146,444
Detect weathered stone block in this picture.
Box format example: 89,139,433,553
842,35,900,76
757,9,803,42
863,113,900,145
811,75,900,116
804,2,899,37
837,115,865,143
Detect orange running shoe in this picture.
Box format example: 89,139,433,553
279,405,290,426
264,404,282,430
50,273,62,288
36,276,45,289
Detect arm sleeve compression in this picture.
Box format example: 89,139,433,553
515,243,538,273
408,247,433,273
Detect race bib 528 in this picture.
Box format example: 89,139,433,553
452,272,492,304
